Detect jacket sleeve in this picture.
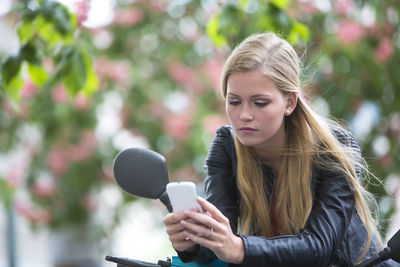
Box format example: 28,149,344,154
239,167,356,266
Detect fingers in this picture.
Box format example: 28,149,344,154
197,197,228,224
163,212,187,225
182,205,228,234
183,230,223,251
180,219,221,239
169,228,193,243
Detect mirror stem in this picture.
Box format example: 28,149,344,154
159,191,173,212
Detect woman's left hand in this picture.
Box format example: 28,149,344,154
180,197,244,264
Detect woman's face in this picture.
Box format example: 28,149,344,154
226,70,296,153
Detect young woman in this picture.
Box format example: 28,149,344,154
163,32,396,266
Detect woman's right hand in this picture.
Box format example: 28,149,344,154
163,211,198,252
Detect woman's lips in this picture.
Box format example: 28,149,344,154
239,127,257,134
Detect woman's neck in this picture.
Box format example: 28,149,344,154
254,151,282,174
253,126,286,173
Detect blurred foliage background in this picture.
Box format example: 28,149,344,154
0,0,399,265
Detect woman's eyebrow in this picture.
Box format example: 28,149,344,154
227,93,272,98
251,94,271,98
226,93,240,98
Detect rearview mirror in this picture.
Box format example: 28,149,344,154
113,147,169,199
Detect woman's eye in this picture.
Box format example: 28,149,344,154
255,102,268,107
228,101,241,106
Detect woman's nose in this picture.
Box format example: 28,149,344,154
240,106,253,121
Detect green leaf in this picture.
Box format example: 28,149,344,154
17,11,37,44
21,42,40,65
206,15,227,47
2,68,24,102
39,1,76,36
1,55,22,85
36,15,65,48
257,15,276,32
288,22,310,45
80,51,99,96
28,63,48,86
61,48,87,96
238,0,248,10
17,22,36,44
39,0,58,21
53,5,72,35
270,0,290,9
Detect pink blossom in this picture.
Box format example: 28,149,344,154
95,57,131,87
163,114,192,141
337,20,365,45
334,0,355,15
48,149,68,175
32,176,56,198
81,195,97,211
148,1,167,13
74,92,91,110
167,62,203,93
113,8,144,26
4,155,30,188
68,146,90,162
80,130,97,149
43,57,54,72
67,131,97,162
14,200,52,225
375,37,394,63
14,200,30,216
101,166,114,183
2,98,30,118
5,167,25,188
75,0,90,26
149,101,167,119
202,114,228,137
201,59,223,92
21,80,37,98
299,2,320,16
52,84,69,103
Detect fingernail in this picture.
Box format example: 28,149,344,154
197,196,205,201
184,210,190,215
180,220,187,225
183,231,189,236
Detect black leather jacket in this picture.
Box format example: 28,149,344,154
178,126,398,267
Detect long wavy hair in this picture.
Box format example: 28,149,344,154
221,32,381,264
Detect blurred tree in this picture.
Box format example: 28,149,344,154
0,2,398,261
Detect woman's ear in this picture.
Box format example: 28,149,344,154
285,92,298,116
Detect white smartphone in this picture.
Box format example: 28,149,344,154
166,181,202,212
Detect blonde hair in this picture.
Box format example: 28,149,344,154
221,32,380,264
